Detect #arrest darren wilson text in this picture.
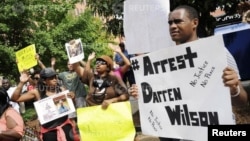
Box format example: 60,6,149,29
140,47,219,127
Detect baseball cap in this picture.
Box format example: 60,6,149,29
40,68,57,79
96,55,113,71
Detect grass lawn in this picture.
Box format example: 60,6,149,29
21,104,37,122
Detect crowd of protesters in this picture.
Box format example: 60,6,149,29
0,2,249,141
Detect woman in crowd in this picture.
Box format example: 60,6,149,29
0,88,24,141
109,44,132,81
11,68,79,141
73,54,129,109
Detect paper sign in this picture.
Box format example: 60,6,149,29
33,90,75,125
124,0,174,54
131,35,234,141
65,38,84,64
77,101,136,141
15,44,37,72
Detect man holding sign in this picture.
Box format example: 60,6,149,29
167,5,247,105
130,5,248,141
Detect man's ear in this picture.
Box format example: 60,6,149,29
192,18,199,29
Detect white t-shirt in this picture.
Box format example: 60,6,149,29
225,47,240,124
225,48,240,79
7,87,20,113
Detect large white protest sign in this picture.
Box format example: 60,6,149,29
130,35,234,141
34,90,75,125
124,0,175,54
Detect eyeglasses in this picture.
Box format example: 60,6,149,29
96,60,107,65
168,19,184,25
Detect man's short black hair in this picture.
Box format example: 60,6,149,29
174,5,199,20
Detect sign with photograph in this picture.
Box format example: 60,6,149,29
65,38,84,64
34,90,75,125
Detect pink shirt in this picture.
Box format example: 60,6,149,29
0,107,24,137
113,67,123,79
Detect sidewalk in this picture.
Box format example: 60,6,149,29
137,133,160,141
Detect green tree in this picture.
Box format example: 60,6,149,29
86,0,246,37
0,0,113,80
45,9,113,72
86,0,124,36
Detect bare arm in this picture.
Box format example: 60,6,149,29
101,94,129,109
80,60,86,67
51,57,56,70
113,47,131,75
72,61,85,78
36,54,46,69
223,67,248,106
0,130,22,141
85,52,95,72
231,84,248,106
101,76,129,109
11,72,40,102
72,52,95,78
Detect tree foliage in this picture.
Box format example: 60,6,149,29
1,0,247,80
0,0,113,80
86,0,247,37
86,0,124,36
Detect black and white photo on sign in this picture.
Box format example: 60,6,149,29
54,95,70,114
65,38,84,64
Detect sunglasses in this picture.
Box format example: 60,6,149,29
96,60,107,65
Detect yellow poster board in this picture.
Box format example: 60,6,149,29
15,44,37,72
77,101,136,141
